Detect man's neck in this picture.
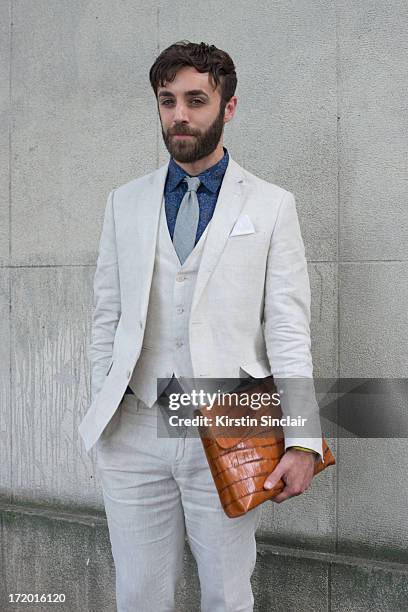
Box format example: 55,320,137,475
173,143,225,176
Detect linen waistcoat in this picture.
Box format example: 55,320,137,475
128,195,210,407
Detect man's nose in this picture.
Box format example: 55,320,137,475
172,102,189,124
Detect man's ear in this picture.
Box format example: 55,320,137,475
224,96,237,123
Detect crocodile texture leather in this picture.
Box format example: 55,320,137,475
194,376,335,518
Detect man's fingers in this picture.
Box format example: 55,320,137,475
271,491,290,503
266,452,315,502
263,463,285,490
271,485,303,503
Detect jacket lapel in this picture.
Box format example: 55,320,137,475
134,155,247,317
134,161,168,320
191,156,247,313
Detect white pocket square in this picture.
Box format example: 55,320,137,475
230,214,255,236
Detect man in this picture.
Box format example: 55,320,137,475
78,41,324,612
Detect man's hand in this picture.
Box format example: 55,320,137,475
263,448,316,503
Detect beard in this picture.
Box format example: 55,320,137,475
161,102,226,163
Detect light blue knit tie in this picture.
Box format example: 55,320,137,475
173,175,201,265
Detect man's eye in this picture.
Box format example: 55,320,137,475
160,99,203,106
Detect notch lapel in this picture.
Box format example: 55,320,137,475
134,161,169,320
130,155,247,319
191,156,247,313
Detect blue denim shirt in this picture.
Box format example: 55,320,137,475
164,146,229,244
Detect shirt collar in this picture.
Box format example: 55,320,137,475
166,146,229,194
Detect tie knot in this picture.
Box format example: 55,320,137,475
184,176,201,193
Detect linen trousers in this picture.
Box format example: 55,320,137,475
95,394,262,612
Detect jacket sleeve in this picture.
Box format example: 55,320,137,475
88,189,121,403
263,190,324,461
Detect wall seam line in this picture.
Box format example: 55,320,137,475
335,0,341,566
8,0,13,507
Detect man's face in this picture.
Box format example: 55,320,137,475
157,66,228,163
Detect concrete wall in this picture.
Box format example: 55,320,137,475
1,1,407,610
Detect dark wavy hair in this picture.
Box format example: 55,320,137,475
149,40,237,106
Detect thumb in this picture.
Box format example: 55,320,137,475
264,462,285,490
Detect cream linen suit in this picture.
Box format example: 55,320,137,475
78,153,324,612
79,154,323,457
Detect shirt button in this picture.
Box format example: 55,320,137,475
176,306,184,314
175,340,184,348
176,275,185,282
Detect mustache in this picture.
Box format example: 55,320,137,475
168,128,198,136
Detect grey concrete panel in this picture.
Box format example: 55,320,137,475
310,263,338,378
158,0,338,261
10,266,103,508
340,263,408,377
252,547,328,611
0,507,115,612
338,263,408,559
0,270,11,498
0,2,10,265
337,1,408,261
331,562,408,612
11,1,158,266
337,437,408,564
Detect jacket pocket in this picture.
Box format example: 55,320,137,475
106,359,114,376
239,358,271,379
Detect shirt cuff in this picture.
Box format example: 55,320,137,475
289,445,317,454
284,438,324,463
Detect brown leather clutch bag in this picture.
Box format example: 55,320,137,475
193,375,335,518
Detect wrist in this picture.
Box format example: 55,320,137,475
288,445,318,457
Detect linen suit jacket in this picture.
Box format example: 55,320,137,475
78,154,323,456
